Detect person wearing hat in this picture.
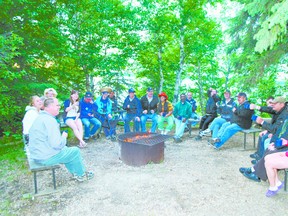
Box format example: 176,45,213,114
122,88,142,132
240,96,288,182
243,96,276,162
195,88,221,141
239,117,288,193
94,87,118,141
200,89,237,139
140,87,159,133
157,92,174,135
173,93,192,142
79,92,101,141
209,92,254,149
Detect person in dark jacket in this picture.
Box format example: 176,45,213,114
210,92,254,149
122,88,142,133
200,89,237,139
195,88,221,140
239,116,288,186
140,87,159,133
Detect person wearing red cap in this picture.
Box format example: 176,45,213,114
157,92,174,135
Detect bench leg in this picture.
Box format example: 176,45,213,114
243,133,247,150
187,124,192,137
285,170,287,192
52,168,57,190
253,132,256,149
33,171,38,194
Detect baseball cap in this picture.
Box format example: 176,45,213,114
271,96,287,104
224,89,231,94
237,92,247,98
84,92,93,98
147,87,153,92
128,88,135,93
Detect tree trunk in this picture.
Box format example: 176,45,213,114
158,46,164,94
173,25,185,104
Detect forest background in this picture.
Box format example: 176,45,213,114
0,0,287,138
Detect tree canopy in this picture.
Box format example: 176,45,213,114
0,0,287,135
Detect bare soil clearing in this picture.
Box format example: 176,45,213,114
1,130,287,216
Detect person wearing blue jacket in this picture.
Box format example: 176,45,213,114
94,87,118,141
122,88,142,133
79,92,101,141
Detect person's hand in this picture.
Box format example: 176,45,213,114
62,130,68,138
259,130,268,137
232,107,236,112
135,117,140,122
127,105,130,109
255,116,264,125
108,114,112,119
151,110,155,114
268,143,275,151
143,110,148,114
74,101,79,106
268,133,273,138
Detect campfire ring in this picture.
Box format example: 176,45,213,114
118,132,170,167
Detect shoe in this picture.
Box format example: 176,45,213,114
249,153,258,159
194,135,202,141
251,159,258,165
175,138,182,143
213,145,220,150
91,133,100,140
184,127,189,132
106,136,111,140
200,129,211,137
83,137,89,141
74,171,94,182
239,167,251,174
111,135,117,141
265,189,278,197
243,171,261,182
277,182,284,191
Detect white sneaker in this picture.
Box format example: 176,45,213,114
200,129,211,136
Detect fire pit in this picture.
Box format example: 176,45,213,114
118,132,170,166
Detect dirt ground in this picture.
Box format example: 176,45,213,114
2,129,288,216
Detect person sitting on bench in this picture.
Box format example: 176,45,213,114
209,92,254,150
28,97,94,182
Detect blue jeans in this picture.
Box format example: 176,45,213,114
214,122,243,148
174,118,187,138
124,113,140,133
209,117,227,138
40,146,86,176
81,117,101,139
141,113,158,133
257,133,270,158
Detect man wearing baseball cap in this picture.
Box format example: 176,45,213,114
122,88,142,132
79,92,101,141
210,92,254,149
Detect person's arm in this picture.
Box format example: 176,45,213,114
46,118,67,150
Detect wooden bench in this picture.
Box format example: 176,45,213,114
240,127,262,149
27,156,61,194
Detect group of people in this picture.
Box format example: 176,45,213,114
193,90,288,198
122,87,199,142
23,88,94,182
22,86,288,196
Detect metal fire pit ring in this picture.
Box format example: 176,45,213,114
118,132,170,167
